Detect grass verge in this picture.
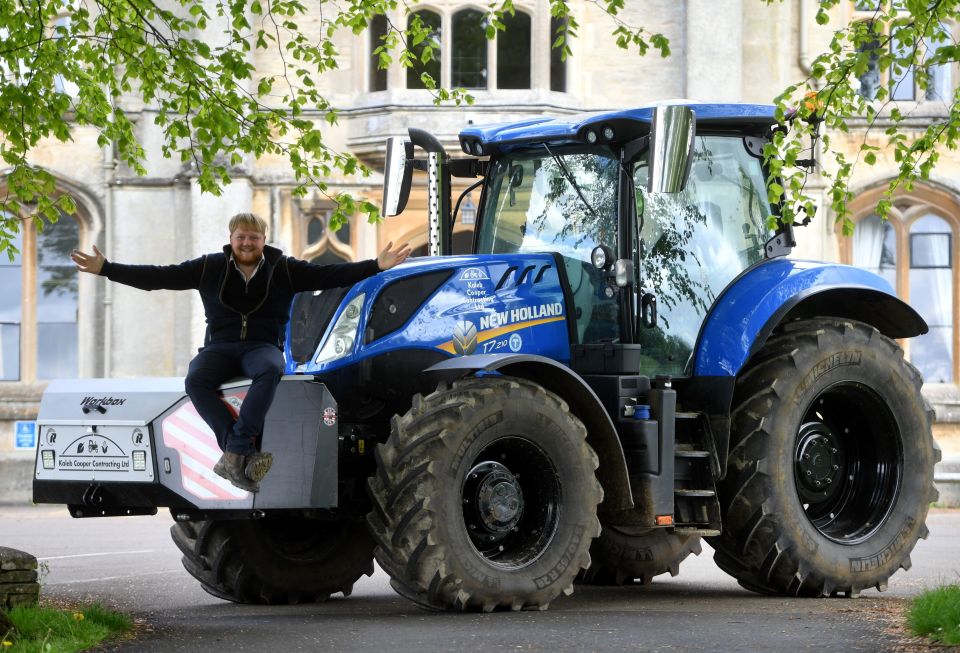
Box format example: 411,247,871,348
907,584,960,646
1,602,133,653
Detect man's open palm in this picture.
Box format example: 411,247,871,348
377,241,412,270
71,245,105,274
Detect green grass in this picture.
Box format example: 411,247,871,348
908,584,960,646
1,603,132,653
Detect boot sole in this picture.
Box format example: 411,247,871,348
245,452,273,483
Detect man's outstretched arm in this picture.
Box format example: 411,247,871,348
288,241,412,292
72,245,204,291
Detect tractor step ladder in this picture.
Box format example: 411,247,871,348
672,412,721,536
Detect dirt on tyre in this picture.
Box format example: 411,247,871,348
170,517,375,604
711,319,940,597
367,376,603,611
578,526,701,586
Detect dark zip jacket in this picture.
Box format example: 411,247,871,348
100,245,380,346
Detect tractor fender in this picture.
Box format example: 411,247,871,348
425,354,634,512
694,258,927,377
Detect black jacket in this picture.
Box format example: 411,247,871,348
101,245,380,346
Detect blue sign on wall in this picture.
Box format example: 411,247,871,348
14,421,37,449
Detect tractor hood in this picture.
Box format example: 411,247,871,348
285,254,572,374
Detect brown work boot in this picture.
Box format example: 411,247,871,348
213,452,259,493
244,451,273,483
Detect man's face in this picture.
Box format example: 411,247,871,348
230,227,266,265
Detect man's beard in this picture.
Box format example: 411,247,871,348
233,248,262,265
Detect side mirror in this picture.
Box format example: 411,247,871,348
647,105,696,195
382,137,414,217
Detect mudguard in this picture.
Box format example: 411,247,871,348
33,376,339,514
426,354,634,512
694,258,927,377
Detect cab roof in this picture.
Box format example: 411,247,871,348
457,103,778,156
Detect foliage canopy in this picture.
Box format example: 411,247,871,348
0,0,956,252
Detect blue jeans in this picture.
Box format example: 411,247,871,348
184,341,285,455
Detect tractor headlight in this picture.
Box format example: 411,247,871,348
315,293,365,364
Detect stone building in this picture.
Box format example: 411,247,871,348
2,0,959,466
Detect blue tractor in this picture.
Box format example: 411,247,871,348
34,103,939,611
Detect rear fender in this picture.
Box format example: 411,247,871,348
426,354,633,512
694,259,927,377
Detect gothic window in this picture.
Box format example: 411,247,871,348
496,11,531,89
378,8,562,93
301,206,354,264
550,15,567,92
452,9,487,88
407,10,441,89
855,21,882,100
0,212,80,381
369,14,389,92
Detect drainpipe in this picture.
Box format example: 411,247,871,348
101,140,115,378
799,0,813,74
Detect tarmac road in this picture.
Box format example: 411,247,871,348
2,505,958,653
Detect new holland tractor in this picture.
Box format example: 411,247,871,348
33,103,939,611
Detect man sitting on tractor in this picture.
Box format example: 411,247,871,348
71,212,410,492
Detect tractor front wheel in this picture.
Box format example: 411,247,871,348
367,376,602,611
171,517,375,604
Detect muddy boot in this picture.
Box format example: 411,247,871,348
213,452,259,493
244,451,273,483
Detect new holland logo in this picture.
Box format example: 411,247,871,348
452,321,478,355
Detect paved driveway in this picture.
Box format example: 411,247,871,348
2,505,958,652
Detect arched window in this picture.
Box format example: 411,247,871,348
909,214,953,382
497,11,531,89
452,9,487,89
301,206,353,264
0,212,80,381
407,10,441,89
550,15,567,92
369,14,389,92
847,189,960,384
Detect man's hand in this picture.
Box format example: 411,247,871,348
377,241,412,271
71,245,106,275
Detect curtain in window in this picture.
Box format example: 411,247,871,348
853,214,897,289
909,214,952,382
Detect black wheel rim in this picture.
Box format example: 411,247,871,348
794,381,902,545
460,436,561,569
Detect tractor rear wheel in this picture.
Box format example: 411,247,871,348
170,517,374,604
578,527,701,585
367,376,602,611
711,319,940,597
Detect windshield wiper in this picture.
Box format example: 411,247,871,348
542,143,599,220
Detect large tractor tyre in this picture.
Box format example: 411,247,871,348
367,376,603,612
711,319,940,597
578,527,702,586
170,518,375,604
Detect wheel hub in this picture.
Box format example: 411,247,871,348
795,422,844,501
464,461,524,537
